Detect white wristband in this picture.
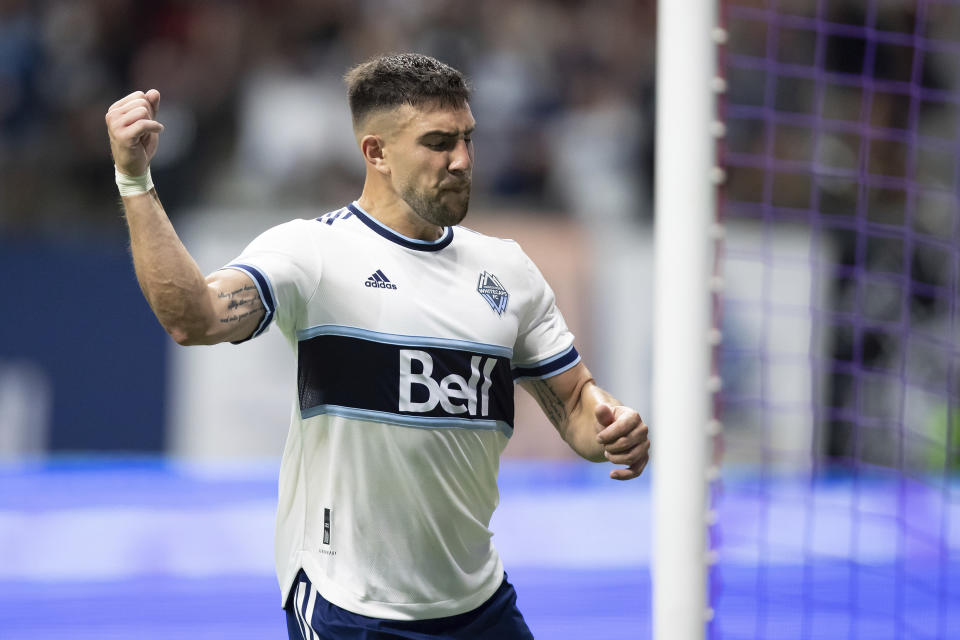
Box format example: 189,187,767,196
115,166,154,196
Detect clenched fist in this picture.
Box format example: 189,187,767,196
105,90,164,177
595,403,650,480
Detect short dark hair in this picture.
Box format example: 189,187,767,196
344,53,470,128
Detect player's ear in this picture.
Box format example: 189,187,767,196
360,135,391,176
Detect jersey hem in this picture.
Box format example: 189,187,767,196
293,559,505,621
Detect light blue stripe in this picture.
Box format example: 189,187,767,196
514,353,582,381
301,404,513,438
296,324,513,359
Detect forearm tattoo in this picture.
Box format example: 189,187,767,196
217,284,263,325
529,379,568,429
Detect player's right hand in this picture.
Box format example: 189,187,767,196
105,90,164,177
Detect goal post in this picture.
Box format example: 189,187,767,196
652,0,720,638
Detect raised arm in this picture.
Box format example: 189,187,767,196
520,362,650,480
106,90,264,345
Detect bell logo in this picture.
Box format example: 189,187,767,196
398,350,497,416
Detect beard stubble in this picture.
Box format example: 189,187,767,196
400,181,471,228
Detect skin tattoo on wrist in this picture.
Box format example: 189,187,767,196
529,379,567,428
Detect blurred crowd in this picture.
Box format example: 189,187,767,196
2,0,957,468
0,0,656,237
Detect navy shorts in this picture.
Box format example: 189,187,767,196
284,570,534,639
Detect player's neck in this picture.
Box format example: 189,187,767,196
355,191,444,242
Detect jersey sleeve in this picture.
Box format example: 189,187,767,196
511,248,581,381
221,219,320,343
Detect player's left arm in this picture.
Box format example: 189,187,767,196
519,362,650,480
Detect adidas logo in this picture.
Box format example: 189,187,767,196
364,269,397,290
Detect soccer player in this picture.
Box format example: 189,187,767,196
106,53,650,639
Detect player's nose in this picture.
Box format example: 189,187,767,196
448,139,473,173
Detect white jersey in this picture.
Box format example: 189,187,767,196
224,202,579,620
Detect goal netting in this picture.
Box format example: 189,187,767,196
712,0,960,637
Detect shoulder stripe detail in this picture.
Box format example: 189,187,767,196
347,202,454,252
296,324,513,358
224,263,276,342
301,404,514,438
512,345,581,381
316,208,353,226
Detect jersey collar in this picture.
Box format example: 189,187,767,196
347,202,454,252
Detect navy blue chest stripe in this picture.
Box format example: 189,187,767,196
298,334,515,435
346,203,454,252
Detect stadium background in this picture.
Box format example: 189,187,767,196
1,0,958,638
